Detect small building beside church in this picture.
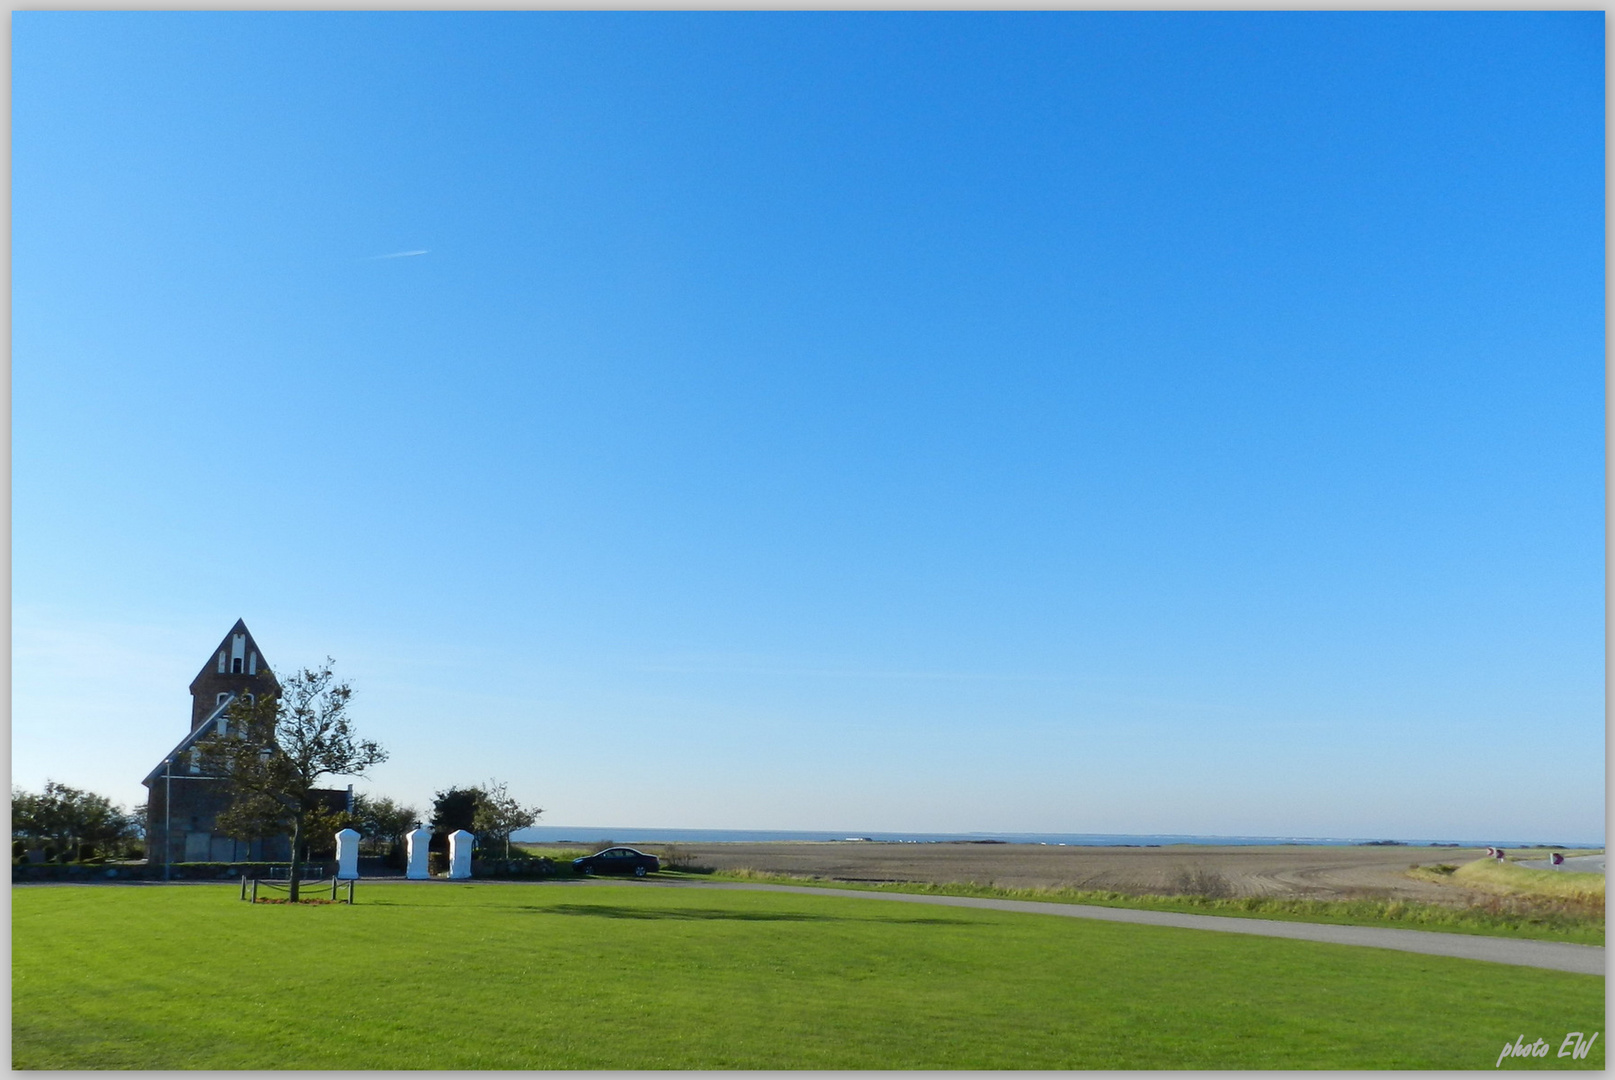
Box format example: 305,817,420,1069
143,620,349,864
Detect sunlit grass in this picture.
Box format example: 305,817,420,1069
12,882,1604,1070
1456,859,1607,904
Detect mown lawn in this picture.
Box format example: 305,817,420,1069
12,881,1605,1070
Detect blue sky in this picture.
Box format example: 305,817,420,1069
13,12,1604,841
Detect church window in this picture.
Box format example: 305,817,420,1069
232,657,243,674
244,693,255,705
249,652,257,675
188,749,201,774
217,651,226,674
217,692,230,706
217,715,228,737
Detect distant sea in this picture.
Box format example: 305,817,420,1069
512,826,1602,848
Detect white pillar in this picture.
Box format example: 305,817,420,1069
335,828,361,880
406,827,433,880
448,830,475,879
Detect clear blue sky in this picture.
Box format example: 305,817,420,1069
13,12,1604,841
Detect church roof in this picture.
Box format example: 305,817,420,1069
142,694,237,787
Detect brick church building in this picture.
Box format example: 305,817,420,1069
143,620,348,864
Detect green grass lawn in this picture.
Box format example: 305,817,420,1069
13,881,1605,1070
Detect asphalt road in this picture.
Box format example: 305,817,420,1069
1514,853,1606,874
650,880,1606,977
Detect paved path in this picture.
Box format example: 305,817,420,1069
647,880,1606,976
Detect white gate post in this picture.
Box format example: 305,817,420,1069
448,830,475,879
406,827,433,879
335,828,361,880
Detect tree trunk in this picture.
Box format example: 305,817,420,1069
288,814,305,903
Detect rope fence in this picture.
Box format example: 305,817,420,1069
241,876,355,904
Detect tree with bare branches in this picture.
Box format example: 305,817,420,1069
472,779,542,859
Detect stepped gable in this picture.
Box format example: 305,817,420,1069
186,618,281,732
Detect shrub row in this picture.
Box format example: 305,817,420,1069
12,861,341,882
13,856,578,883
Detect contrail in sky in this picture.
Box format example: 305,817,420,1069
368,249,429,259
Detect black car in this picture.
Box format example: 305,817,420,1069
573,847,661,877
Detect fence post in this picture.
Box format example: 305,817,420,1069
331,877,338,901
240,876,247,901
348,879,355,904
251,878,258,903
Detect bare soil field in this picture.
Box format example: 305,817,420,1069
585,842,1496,902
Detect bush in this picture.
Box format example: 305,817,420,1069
173,862,333,879
657,844,713,873
428,851,449,876
498,844,539,861
1169,867,1235,899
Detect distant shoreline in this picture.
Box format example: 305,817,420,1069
513,826,1603,849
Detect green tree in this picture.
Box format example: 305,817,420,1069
300,803,360,860
430,781,542,859
352,794,419,860
11,781,140,862
430,786,482,838
201,660,386,900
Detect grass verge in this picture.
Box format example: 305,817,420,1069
12,882,1604,1070
1456,859,1606,904
693,868,1606,946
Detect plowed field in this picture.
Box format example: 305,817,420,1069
619,842,1492,901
